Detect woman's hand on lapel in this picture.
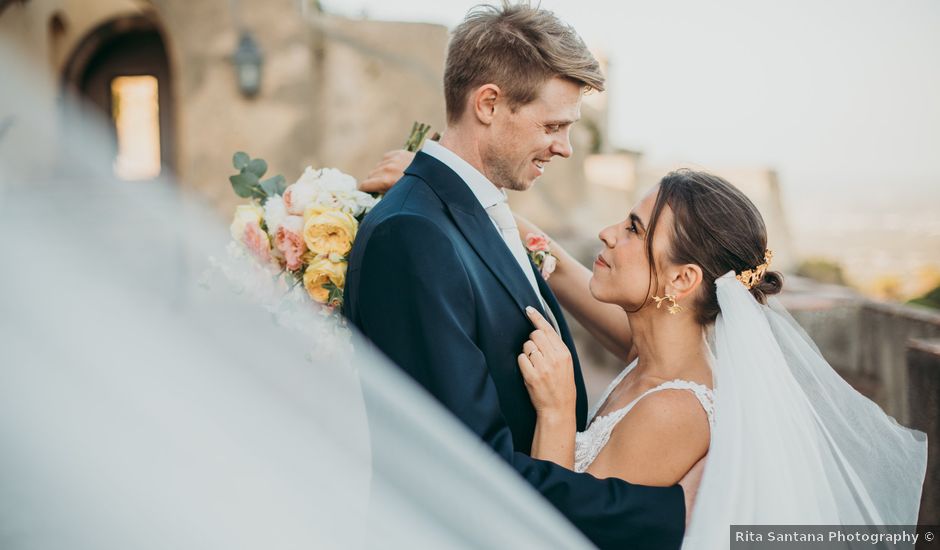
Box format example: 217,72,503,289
518,306,576,417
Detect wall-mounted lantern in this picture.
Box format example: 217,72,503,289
232,31,263,98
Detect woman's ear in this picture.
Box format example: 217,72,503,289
670,263,703,300
471,84,500,125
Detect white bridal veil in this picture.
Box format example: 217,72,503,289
0,43,591,549
683,273,928,548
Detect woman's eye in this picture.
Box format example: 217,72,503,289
627,221,638,233
546,124,561,133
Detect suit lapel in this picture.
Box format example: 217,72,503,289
406,153,548,318
533,263,588,429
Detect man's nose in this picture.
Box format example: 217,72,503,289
550,132,573,159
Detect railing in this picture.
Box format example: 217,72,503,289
908,338,940,526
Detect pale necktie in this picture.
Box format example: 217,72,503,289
484,201,559,331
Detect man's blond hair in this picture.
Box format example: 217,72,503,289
444,2,605,124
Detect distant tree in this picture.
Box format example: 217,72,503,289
796,258,847,285
908,285,940,310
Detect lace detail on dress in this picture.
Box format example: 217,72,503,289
574,363,715,474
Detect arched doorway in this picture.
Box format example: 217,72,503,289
61,15,176,181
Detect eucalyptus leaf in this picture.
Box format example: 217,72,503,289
275,175,289,196
260,175,286,197
233,151,250,170
229,172,260,198
247,158,268,178
250,186,269,201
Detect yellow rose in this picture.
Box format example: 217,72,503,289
303,257,347,304
230,204,265,241
302,207,358,258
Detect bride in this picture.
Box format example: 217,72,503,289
362,163,927,545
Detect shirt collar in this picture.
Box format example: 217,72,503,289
421,139,506,209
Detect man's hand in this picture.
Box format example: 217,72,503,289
359,149,416,193
678,453,707,526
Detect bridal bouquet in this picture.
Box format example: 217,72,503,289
225,156,376,313
214,122,433,321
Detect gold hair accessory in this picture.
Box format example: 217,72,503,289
736,249,774,290
652,293,683,315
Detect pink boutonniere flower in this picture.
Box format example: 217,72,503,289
524,232,557,280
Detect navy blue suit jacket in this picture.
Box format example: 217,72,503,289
344,152,685,549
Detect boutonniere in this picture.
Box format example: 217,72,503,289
524,232,557,280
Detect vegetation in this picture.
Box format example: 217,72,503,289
908,285,940,310
796,258,847,286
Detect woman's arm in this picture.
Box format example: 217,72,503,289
516,214,636,364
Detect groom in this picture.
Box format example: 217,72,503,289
345,4,686,548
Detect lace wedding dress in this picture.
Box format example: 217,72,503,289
574,360,715,473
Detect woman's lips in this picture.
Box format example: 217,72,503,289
594,254,609,269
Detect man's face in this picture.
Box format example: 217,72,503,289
482,77,583,191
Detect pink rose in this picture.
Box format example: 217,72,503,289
525,233,551,253
275,215,308,271
243,221,272,264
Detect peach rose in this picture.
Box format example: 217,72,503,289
283,179,318,215
243,221,272,264
303,257,347,304
275,215,307,271
230,204,273,264
302,207,358,258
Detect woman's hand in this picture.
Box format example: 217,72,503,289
358,149,416,193
517,306,576,418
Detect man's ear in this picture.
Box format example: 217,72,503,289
670,263,703,300
471,84,500,125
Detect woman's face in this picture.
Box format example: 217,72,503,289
589,187,675,310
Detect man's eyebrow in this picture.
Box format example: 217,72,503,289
544,117,580,126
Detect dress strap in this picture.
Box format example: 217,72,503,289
633,380,716,429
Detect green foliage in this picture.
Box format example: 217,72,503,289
261,175,287,196
246,158,267,178
233,152,250,170
229,151,285,202
908,285,940,310
796,258,846,286
324,281,344,308
404,122,432,153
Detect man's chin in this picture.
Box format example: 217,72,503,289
508,177,538,192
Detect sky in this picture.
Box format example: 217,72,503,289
321,0,939,200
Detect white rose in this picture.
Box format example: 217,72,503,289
315,168,358,193
331,191,376,217
294,166,322,187
263,194,288,237
283,180,318,215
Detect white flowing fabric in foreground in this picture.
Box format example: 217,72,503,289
0,44,590,550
